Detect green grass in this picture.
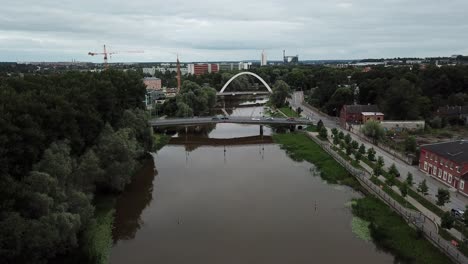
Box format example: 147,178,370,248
305,125,318,132
352,197,452,264
82,195,116,264
273,133,360,189
278,107,299,117
153,133,171,151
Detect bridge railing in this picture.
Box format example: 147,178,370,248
305,132,467,264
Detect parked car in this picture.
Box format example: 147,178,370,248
287,117,296,121
451,209,465,220
251,117,260,121
265,117,274,121
221,115,229,120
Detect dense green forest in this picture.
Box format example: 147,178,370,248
179,65,468,121
0,70,153,263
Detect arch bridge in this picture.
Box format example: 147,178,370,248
217,71,273,96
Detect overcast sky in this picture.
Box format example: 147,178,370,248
1,0,467,62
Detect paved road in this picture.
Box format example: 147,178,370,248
149,116,314,127
290,91,468,211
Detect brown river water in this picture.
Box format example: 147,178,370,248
109,107,395,264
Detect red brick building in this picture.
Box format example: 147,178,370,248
340,105,383,128
188,63,219,76
419,141,468,196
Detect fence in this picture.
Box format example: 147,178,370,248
306,133,468,264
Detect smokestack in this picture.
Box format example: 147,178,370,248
283,50,285,59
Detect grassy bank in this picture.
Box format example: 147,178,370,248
153,133,171,151
82,195,116,264
273,133,360,189
352,197,451,264
279,107,299,117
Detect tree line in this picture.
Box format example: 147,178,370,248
0,70,153,263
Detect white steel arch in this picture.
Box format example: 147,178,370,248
219,72,273,93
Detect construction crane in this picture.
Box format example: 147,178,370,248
88,44,144,69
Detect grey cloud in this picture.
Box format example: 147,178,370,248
1,0,467,62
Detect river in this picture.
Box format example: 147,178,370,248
109,106,395,264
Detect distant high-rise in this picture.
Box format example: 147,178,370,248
261,50,267,66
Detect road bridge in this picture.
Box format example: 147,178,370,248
216,91,270,96
168,135,274,146
149,116,314,127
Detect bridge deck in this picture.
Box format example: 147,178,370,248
216,91,270,96
149,116,314,127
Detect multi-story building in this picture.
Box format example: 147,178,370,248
261,50,267,66
143,77,162,90
143,65,188,76
219,63,236,71
419,140,468,196
340,104,383,128
238,62,252,70
187,63,219,75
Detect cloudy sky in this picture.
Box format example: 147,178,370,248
1,0,467,62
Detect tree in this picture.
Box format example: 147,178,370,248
404,136,417,153
338,131,344,140
333,136,340,145
406,172,414,186
388,163,400,177
373,156,385,176
270,80,292,108
367,147,376,161
351,140,359,150
436,188,450,206
441,212,455,229
399,182,409,198
344,133,352,144
331,128,338,136
71,150,103,193
386,174,397,186
95,125,139,192
418,179,429,195
297,107,303,115
355,152,362,163
358,144,366,155
319,127,328,139
34,141,73,187
325,87,354,114
175,102,193,117
346,144,352,155
360,120,385,143
317,119,324,131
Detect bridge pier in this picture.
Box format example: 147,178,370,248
260,125,264,136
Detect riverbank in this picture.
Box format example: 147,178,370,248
273,132,452,263
82,195,116,264
353,197,451,264
272,133,360,189
81,133,171,264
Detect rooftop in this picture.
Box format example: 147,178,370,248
343,104,380,114
362,112,384,116
422,140,468,164
143,77,161,80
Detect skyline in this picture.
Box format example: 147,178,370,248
1,0,468,62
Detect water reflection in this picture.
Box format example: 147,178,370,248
112,158,156,241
